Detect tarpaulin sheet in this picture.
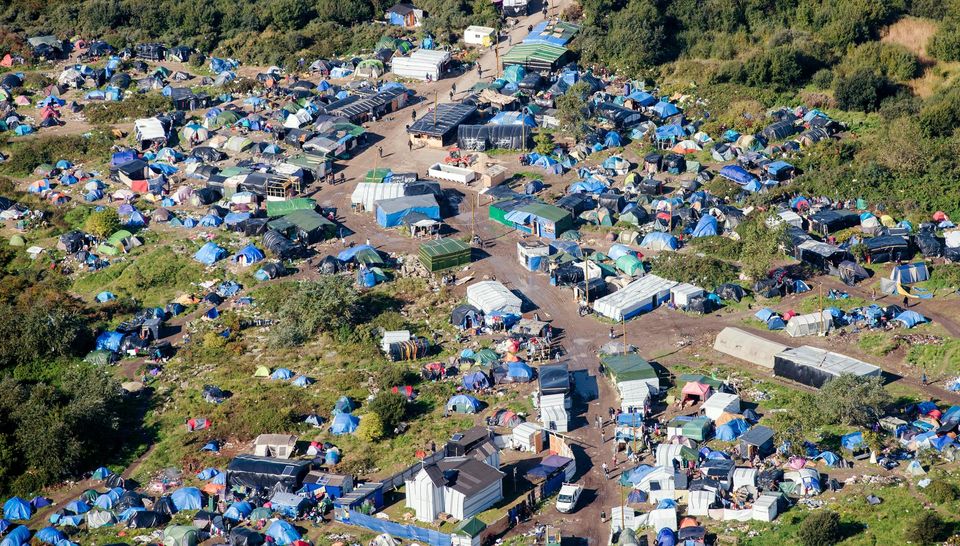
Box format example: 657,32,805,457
340,510,451,546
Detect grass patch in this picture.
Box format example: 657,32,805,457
83,93,173,125
794,294,871,314
907,338,960,377
72,245,205,307
0,130,115,177
857,332,901,357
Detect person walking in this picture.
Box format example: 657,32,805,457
377,146,383,158
601,462,609,479
411,110,417,122
407,140,413,152
609,327,616,339
922,372,928,385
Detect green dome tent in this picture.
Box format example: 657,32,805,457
9,234,25,246
163,525,199,546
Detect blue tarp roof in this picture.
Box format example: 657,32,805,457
330,413,359,435
653,101,680,118
507,361,534,380
655,124,685,141
895,310,927,328
171,487,202,511
715,419,749,441
719,165,758,185
2,498,31,521
841,432,863,451
194,242,227,265
691,214,718,237
628,91,656,106
266,520,301,545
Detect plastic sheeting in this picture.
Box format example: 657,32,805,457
340,510,451,546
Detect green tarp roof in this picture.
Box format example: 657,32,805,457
453,517,487,537
283,209,334,232
502,43,568,65
419,237,471,258
601,354,657,383
681,417,712,441
517,202,572,223
677,373,724,390
266,198,316,217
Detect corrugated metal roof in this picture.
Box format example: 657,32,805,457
776,346,881,378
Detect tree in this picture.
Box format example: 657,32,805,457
905,511,948,545
797,510,841,546
816,374,891,426
834,69,886,112
270,278,360,347
84,207,121,238
356,412,384,442
604,0,669,72
555,81,591,141
736,217,787,280
929,20,960,62
368,391,407,432
534,131,554,155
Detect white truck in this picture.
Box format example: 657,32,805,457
555,482,583,513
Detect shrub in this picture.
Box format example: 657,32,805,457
924,481,959,504
356,412,384,442
810,68,834,89
650,253,739,290
905,511,948,545
929,20,960,62
835,69,887,112
84,208,121,238
377,365,414,390
797,510,841,546
0,132,114,177
816,374,890,426
368,391,407,433
84,93,172,124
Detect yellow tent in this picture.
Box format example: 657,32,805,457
880,215,896,228
254,365,271,377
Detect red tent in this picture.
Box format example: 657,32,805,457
680,381,712,403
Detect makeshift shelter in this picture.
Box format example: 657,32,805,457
680,382,712,404
785,311,832,337
447,394,482,414
162,525,199,546
2,498,31,521
466,281,522,315
592,274,677,321
194,242,227,265
331,413,359,435
773,346,881,388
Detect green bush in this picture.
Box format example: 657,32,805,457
84,93,172,124
84,208,121,238
924,481,959,504
797,510,841,546
929,20,960,62
368,391,407,433
688,236,742,261
834,69,887,112
649,253,739,290
904,511,948,545
810,68,834,88
0,132,114,177
837,41,921,81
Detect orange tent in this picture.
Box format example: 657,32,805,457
0,54,12,67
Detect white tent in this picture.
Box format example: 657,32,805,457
637,467,675,502
351,182,406,211
946,230,960,248
539,393,569,433
592,274,677,321
392,49,451,81
752,494,779,522
687,490,715,517
511,422,542,452
655,444,688,467
732,467,758,493
713,327,789,369
467,281,522,315
284,109,313,129
646,507,678,531
701,392,740,421
617,380,653,412
135,117,166,145
670,283,705,307
785,311,833,337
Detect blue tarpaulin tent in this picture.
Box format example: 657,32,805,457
65,500,89,515
507,361,534,382
223,501,252,521
446,394,481,413
653,101,680,119
35,527,65,544
463,371,490,390
292,376,314,387
333,396,355,414
331,413,359,435
816,451,841,467
640,232,679,251
841,432,863,451
194,242,227,265
196,468,219,480
270,368,294,380
895,310,927,328
170,487,202,511
1,526,30,546
691,214,718,237
719,165,758,185
715,419,748,441
657,527,677,546
2,498,31,521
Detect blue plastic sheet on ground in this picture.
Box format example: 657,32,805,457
339,510,451,546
